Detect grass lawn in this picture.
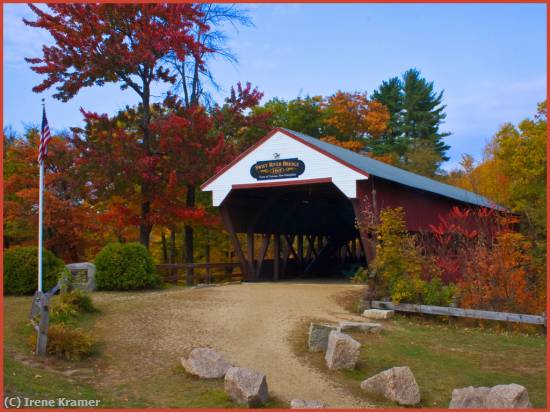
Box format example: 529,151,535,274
4,289,546,408
3,294,283,408
292,314,546,408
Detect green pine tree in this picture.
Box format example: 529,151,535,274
401,68,450,158
370,77,407,158
371,68,451,177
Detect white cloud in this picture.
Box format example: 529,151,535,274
3,4,54,67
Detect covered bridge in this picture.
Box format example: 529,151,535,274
201,128,500,281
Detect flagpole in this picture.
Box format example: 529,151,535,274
38,99,45,293
35,98,51,357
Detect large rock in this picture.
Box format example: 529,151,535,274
324,331,361,370
224,367,269,407
339,321,382,333
449,384,532,409
290,399,326,409
180,347,232,378
449,387,490,408
486,384,532,408
360,366,420,405
362,309,394,320
308,323,337,352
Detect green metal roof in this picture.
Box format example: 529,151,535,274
282,128,505,210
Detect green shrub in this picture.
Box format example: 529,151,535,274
4,246,65,295
373,208,426,303
49,303,79,324
94,242,160,291
351,267,369,284
389,275,425,304
373,207,453,305
49,290,97,324
29,323,96,361
61,289,96,313
422,278,457,306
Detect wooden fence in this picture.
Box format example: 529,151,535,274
156,262,243,285
371,301,546,326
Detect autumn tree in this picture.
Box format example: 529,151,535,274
319,136,365,153
151,83,268,273
4,129,100,261
165,4,252,108
447,101,546,243
160,86,268,273
159,4,254,269
71,82,268,272
444,102,547,314
257,96,326,139
213,82,271,150
324,91,390,143
423,207,544,314
24,4,207,248
256,92,390,154
458,231,542,314
490,102,547,242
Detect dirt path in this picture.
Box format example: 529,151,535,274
92,282,372,408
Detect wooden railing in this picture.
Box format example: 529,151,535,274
371,300,546,326
156,262,243,285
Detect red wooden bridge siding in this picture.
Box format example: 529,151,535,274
356,177,474,232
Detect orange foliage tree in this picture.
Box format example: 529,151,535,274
323,91,390,142
419,206,543,314
459,232,542,314
4,130,101,261
319,136,365,152
319,91,392,160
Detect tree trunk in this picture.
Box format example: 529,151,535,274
139,201,151,248
184,184,196,286
139,81,152,248
205,243,211,283
161,231,168,263
169,228,176,264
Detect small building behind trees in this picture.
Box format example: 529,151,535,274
201,128,502,281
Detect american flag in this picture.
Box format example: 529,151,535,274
38,106,52,163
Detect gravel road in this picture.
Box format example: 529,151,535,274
92,281,372,408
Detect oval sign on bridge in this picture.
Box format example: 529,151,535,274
250,158,305,181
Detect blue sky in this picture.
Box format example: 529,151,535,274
3,3,547,170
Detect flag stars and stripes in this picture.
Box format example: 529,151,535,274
38,106,52,163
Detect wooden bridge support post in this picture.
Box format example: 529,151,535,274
297,234,304,265
255,234,271,279
273,233,280,281
220,205,250,280
247,230,255,280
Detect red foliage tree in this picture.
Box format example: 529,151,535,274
417,207,542,314
151,82,269,269
212,82,272,152
4,130,100,261
71,82,269,264
421,207,508,283
24,4,207,247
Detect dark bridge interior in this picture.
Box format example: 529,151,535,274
220,182,367,281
